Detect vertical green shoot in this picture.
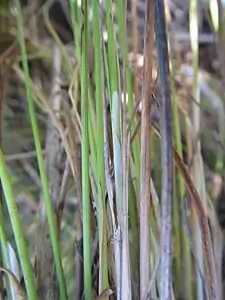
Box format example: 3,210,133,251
81,0,92,299
14,1,68,299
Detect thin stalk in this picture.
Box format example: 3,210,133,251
139,1,153,297
121,119,132,299
210,0,219,31
81,0,92,299
168,42,193,299
128,173,139,288
105,0,119,97
111,91,123,299
154,0,173,299
93,0,109,294
189,0,204,299
116,0,141,190
0,206,13,300
0,149,38,300
0,214,8,269
104,8,123,297
13,1,68,299
69,0,82,64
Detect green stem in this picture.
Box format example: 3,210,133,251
14,1,68,299
81,0,92,299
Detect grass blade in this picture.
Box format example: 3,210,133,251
0,149,38,300
81,1,92,299
13,1,68,299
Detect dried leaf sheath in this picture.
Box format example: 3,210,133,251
173,150,218,300
139,0,154,298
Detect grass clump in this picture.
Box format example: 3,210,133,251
0,1,225,299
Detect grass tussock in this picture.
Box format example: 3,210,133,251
0,0,225,300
